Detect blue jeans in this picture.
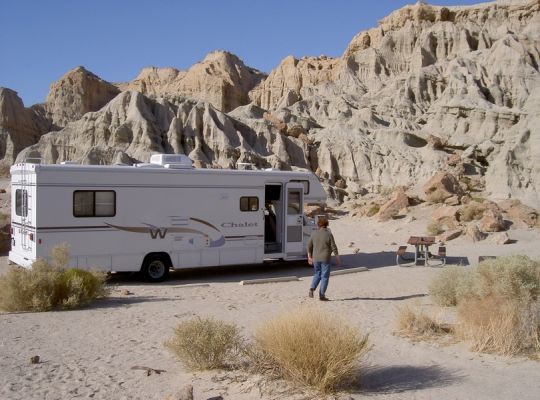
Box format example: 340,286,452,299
310,261,331,296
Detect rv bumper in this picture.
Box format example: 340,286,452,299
8,251,34,269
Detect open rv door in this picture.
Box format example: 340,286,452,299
284,182,304,258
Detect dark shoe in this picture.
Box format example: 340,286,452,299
309,288,314,298
319,295,330,301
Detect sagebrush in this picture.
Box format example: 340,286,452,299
395,304,451,340
425,255,540,357
252,307,370,393
426,219,444,236
459,202,486,222
456,296,540,357
166,317,244,371
0,245,107,312
428,266,469,306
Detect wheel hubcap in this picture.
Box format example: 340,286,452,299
148,260,165,279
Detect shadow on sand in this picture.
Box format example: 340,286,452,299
339,293,427,301
105,250,472,287
355,364,464,394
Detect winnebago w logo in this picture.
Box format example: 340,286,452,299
149,227,167,239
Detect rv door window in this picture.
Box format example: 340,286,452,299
287,191,301,214
240,196,259,212
74,191,116,217
15,189,28,217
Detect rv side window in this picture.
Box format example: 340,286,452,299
15,189,28,217
240,196,259,212
74,191,116,217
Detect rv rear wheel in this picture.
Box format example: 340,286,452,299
142,254,170,282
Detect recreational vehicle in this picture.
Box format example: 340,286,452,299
9,154,327,281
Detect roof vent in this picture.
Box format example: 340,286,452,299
149,154,193,169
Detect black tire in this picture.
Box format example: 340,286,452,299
141,254,171,282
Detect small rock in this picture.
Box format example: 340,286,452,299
30,355,40,364
353,248,360,254
120,289,132,296
466,224,487,242
348,242,355,248
438,229,463,242
491,232,513,245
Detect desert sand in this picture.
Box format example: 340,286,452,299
1,205,540,400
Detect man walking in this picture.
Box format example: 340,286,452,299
307,217,341,301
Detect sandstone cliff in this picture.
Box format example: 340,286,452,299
117,51,266,113
44,66,120,128
4,0,540,209
0,88,51,166
17,91,310,172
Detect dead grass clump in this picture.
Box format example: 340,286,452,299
366,204,380,217
166,317,244,371
426,219,444,236
252,307,369,393
0,245,107,312
395,304,451,340
459,201,486,222
455,296,540,357
428,267,468,307
426,189,447,204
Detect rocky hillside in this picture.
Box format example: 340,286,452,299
3,0,540,209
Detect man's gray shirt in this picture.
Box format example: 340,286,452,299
307,228,339,262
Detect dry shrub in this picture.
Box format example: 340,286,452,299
166,317,244,371
459,202,486,222
425,255,540,357
465,255,540,302
456,296,540,357
428,267,468,306
252,307,369,393
0,245,107,312
395,304,451,340
426,189,447,204
426,219,444,236
366,204,380,217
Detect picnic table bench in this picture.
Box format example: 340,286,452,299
396,236,446,267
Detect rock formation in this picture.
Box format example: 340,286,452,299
17,91,310,171
117,51,266,113
0,88,51,166
3,0,540,210
44,66,120,127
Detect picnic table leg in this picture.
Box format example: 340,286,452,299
414,245,419,264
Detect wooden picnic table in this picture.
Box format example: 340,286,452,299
407,236,436,266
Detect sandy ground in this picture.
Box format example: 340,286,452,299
1,205,540,400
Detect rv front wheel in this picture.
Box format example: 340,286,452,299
142,254,170,282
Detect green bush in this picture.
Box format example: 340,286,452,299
252,307,369,393
0,246,107,312
465,255,540,302
166,317,244,371
428,256,540,306
428,267,469,306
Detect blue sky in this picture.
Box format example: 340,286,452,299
1,0,482,106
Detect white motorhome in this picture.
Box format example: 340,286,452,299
9,154,326,281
